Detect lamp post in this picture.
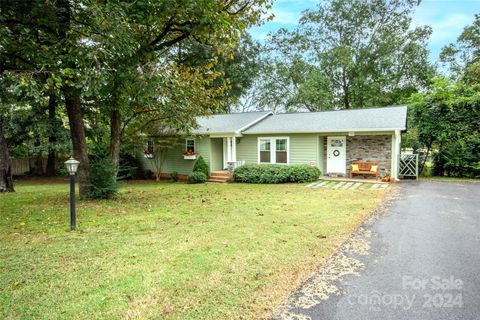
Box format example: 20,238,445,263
64,157,80,231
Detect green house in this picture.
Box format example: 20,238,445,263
141,106,407,181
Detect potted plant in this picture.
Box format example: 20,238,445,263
382,169,391,182
183,150,197,160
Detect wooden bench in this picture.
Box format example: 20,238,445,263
349,161,379,179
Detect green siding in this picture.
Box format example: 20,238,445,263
236,135,258,163
210,138,224,171
318,137,324,174
237,134,320,168
140,137,211,175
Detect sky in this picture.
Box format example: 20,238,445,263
248,0,480,62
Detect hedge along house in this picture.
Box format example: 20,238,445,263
141,106,407,181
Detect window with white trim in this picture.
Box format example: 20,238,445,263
259,139,271,163
258,137,289,164
275,138,287,163
186,139,195,153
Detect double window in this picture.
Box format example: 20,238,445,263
258,137,289,164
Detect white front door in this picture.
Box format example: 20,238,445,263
327,136,346,175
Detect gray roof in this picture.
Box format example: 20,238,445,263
194,111,271,134
243,106,407,134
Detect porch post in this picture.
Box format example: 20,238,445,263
392,130,401,181
227,137,232,162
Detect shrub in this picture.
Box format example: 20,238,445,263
188,171,207,184
86,158,118,199
233,164,320,184
170,171,179,182
287,165,322,182
193,156,209,177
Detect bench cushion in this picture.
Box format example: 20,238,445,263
355,171,376,174
351,164,359,172
370,165,378,172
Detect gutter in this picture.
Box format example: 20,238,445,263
241,127,406,135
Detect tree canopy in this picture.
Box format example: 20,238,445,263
0,0,272,194
246,0,434,112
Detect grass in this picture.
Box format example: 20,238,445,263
420,176,480,183
0,180,385,319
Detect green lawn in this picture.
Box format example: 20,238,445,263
0,180,385,319
420,176,480,183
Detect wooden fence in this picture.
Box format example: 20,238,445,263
11,158,49,176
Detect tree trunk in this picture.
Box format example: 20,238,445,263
63,86,89,197
109,109,121,172
33,151,44,175
32,134,44,175
0,119,14,192
45,92,57,176
419,144,431,176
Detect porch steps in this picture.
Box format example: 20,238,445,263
207,171,231,183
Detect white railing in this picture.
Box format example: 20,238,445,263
227,160,245,172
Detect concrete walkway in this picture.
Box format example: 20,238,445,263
306,180,388,190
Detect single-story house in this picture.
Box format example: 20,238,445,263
141,105,407,181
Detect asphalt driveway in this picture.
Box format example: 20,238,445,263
278,180,480,320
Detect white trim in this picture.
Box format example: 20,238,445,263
227,137,232,162
223,138,228,169
232,137,237,162
392,129,401,181
235,112,273,134
326,136,347,175
257,136,290,164
244,128,405,135
209,132,239,137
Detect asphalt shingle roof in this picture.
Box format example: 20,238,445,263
243,106,407,134
194,111,271,134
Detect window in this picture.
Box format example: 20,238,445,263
186,139,195,153
259,139,271,163
258,137,289,164
275,138,287,164
146,140,154,154
330,139,343,147
144,140,154,158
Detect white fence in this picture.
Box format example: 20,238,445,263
227,160,246,172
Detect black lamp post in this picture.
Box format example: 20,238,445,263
64,157,80,231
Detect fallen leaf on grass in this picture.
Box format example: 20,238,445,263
163,306,175,314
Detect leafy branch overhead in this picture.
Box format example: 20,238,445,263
0,0,272,195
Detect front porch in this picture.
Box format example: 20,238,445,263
321,131,401,181
209,136,244,172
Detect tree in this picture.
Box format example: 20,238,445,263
0,0,93,195
257,0,434,111
77,0,272,177
144,137,182,182
440,14,480,86
0,115,14,192
179,34,262,112
410,77,480,177
1,0,272,196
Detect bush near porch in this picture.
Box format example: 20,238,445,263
233,164,321,183
0,181,383,319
